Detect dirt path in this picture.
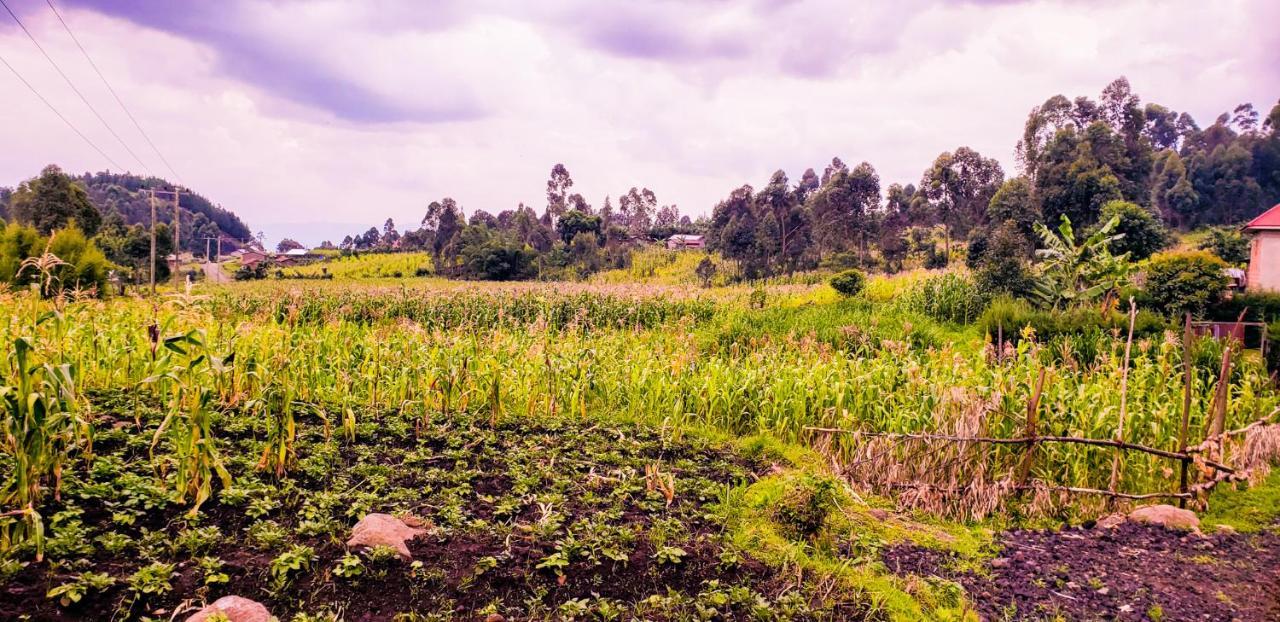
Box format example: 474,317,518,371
202,261,231,283
884,522,1280,621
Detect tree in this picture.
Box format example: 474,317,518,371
986,177,1040,240
920,147,1004,261
557,209,601,245
707,185,764,276
1199,227,1250,265
422,199,463,268
1150,150,1199,227
1092,200,1170,260
694,256,717,288
277,238,305,253
546,164,574,223
809,161,880,259
381,218,400,247
618,187,657,237
975,222,1035,298
1143,251,1228,317
9,165,101,236
756,170,809,273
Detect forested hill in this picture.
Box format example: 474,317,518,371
74,172,253,253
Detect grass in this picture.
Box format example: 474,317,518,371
1202,470,1280,532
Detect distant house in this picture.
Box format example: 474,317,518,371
1243,203,1280,292
240,250,269,267
666,234,705,250
283,248,310,257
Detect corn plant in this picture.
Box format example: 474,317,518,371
0,335,85,560
139,330,233,515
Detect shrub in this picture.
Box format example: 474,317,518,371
979,297,1169,361
974,222,1034,299
1142,251,1228,317
829,269,866,297
774,475,837,538
904,272,988,324
1199,227,1250,265
1092,200,1171,260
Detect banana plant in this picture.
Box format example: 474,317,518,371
1031,215,1132,309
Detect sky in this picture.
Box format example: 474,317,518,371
1,0,1278,246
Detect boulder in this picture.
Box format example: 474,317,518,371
346,513,429,560
186,596,272,622
1095,512,1127,529
1127,504,1200,531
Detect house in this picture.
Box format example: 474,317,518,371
1243,203,1280,292
282,248,310,257
666,234,705,250
240,250,269,268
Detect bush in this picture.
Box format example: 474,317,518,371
979,297,1169,360
904,272,988,324
1142,251,1228,317
829,269,866,297
774,475,837,538
1199,227,1250,265
1092,200,1171,260
1209,291,1280,323
974,222,1034,299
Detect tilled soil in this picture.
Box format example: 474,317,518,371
884,521,1280,621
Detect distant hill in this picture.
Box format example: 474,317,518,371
74,172,253,254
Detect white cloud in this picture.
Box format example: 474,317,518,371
1,0,1276,246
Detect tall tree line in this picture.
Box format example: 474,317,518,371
707,78,1280,277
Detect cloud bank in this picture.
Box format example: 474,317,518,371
1,0,1276,244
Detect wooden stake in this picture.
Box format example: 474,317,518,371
1017,368,1047,486
1178,313,1193,507
1108,299,1138,496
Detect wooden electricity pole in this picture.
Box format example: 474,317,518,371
147,188,185,293
148,189,157,294
172,190,181,288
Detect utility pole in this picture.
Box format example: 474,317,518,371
172,190,181,288
200,236,221,262
148,189,157,294
147,188,185,292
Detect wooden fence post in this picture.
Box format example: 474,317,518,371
1017,368,1047,486
1108,300,1139,498
1178,313,1192,508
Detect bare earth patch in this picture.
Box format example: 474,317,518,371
884,521,1280,621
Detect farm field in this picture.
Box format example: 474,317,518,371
2,272,1278,622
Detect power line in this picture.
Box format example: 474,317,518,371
0,50,125,170
0,0,150,173
43,0,184,185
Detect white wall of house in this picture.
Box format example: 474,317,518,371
1248,231,1280,292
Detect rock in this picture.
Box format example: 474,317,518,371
1127,504,1200,531
1215,524,1237,535
347,513,430,560
867,509,890,521
186,596,272,622
485,615,505,622
1095,513,1126,529
990,557,1010,569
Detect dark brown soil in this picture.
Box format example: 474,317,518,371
883,521,1280,621
0,399,851,621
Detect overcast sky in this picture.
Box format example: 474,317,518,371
2,0,1277,245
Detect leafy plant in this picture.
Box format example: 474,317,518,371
46,571,114,607
829,270,866,297
1031,215,1131,309
270,544,316,591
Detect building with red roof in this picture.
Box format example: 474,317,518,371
1244,203,1280,292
